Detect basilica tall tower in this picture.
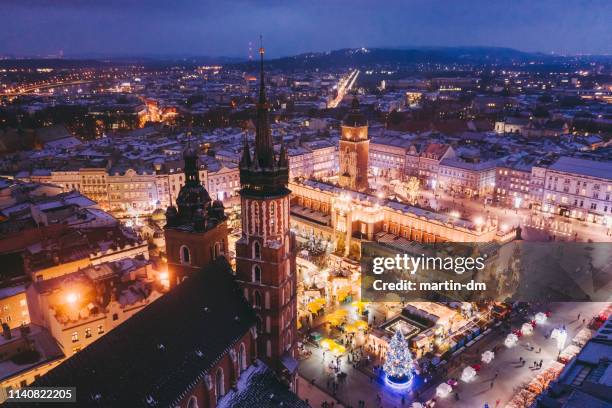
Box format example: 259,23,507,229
339,96,370,191
235,42,298,390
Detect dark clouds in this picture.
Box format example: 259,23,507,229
1,0,610,57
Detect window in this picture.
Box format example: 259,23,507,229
112,313,118,321
239,343,247,373
270,202,276,230
180,245,191,265
256,316,263,334
253,241,261,260
97,325,104,334
85,328,91,338
252,265,262,283
254,291,262,309
215,368,225,401
71,332,79,342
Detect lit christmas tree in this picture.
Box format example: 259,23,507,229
384,329,414,386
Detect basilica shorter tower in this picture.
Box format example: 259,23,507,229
164,141,229,287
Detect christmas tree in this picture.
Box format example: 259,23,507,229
384,329,414,385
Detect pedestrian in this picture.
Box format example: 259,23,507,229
490,381,494,389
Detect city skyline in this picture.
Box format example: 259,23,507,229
1,0,611,58
1,3,611,407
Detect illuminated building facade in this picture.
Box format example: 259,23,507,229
339,97,370,192
290,179,498,258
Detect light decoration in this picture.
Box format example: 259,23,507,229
461,366,477,383
551,328,567,352
383,330,414,389
325,309,348,326
66,293,78,304
521,322,534,336
436,382,453,398
351,300,369,315
505,333,519,348
514,196,523,208
345,320,369,333
307,298,326,314
320,338,346,356
159,271,170,289
336,286,351,302
481,350,495,364
535,312,547,324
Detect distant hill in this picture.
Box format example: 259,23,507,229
230,46,610,71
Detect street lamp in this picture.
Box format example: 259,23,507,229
66,293,78,304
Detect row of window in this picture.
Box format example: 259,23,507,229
71,324,105,343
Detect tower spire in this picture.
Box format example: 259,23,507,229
254,35,274,168
258,35,266,105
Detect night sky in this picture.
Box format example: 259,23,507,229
1,0,611,58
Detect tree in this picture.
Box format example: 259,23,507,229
404,177,420,204
383,330,414,383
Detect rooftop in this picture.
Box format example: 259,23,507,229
33,257,259,407
548,156,612,179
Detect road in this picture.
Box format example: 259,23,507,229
328,70,360,108
1,80,95,97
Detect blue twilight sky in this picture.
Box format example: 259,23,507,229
1,0,610,58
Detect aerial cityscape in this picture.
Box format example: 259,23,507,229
0,1,611,407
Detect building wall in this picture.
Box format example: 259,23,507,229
165,223,229,288
495,167,531,208
369,143,406,179
0,289,29,329
26,284,161,357
541,169,612,223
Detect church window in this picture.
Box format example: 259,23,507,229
180,245,191,264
